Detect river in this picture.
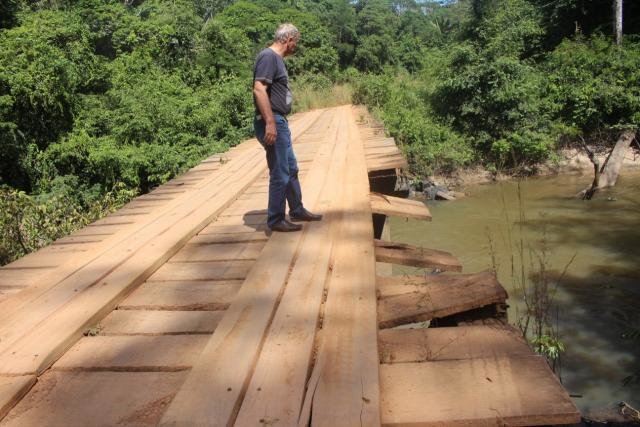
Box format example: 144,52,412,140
389,169,640,414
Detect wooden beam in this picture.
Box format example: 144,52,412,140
370,193,431,221
306,107,381,427
378,325,530,364
374,239,462,271
380,356,581,426
377,271,507,328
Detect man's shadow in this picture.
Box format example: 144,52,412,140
242,209,272,236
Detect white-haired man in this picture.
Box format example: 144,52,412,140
253,23,322,232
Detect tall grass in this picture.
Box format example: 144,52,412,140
292,81,353,112
487,182,575,373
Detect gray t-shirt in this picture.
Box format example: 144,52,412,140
253,48,293,116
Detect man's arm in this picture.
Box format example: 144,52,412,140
253,81,277,145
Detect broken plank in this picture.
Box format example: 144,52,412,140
308,106,380,427
370,193,431,221
119,280,242,311
53,335,209,371
378,325,530,364
380,356,581,426
374,239,462,271
99,310,224,335
234,107,349,427
377,271,507,328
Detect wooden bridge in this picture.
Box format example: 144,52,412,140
0,106,580,426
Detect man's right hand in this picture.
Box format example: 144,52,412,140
265,121,277,145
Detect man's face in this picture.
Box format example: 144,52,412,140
284,36,299,57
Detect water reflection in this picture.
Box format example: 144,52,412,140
389,169,640,412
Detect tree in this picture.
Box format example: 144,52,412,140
615,0,623,45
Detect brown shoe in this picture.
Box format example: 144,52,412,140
290,208,323,222
269,219,303,232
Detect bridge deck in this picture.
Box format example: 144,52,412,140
0,106,579,426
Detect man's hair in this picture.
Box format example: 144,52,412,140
274,23,299,43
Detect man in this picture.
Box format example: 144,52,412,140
253,23,322,232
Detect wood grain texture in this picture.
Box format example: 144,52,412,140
374,239,462,271
370,193,431,221
235,107,350,427
377,271,507,328
0,376,36,421
99,310,224,335
378,325,530,364
308,106,381,427
160,109,339,427
380,356,581,426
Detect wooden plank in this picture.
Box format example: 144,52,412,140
377,271,507,328
0,268,53,289
0,375,36,421
367,156,408,172
160,107,340,427
378,325,530,364
99,310,224,335
171,242,265,262
147,261,252,282
374,239,462,271
119,280,242,311
1,371,187,426
306,106,380,427
53,335,208,371
188,231,268,245
199,223,268,234
234,107,349,426
370,193,431,221
380,356,581,426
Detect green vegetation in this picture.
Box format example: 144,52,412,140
1,0,639,264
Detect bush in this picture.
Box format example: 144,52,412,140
0,182,136,265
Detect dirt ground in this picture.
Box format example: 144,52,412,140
430,147,640,190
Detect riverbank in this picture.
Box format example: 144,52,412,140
428,146,640,190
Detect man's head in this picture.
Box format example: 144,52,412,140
274,23,299,57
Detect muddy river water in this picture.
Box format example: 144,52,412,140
389,169,640,413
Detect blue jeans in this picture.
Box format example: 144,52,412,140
254,114,304,227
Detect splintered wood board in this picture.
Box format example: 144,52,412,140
234,107,349,426
377,271,507,328
374,239,462,271
307,107,380,427
378,325,530,364
380,356,581,426
370,193,431,221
